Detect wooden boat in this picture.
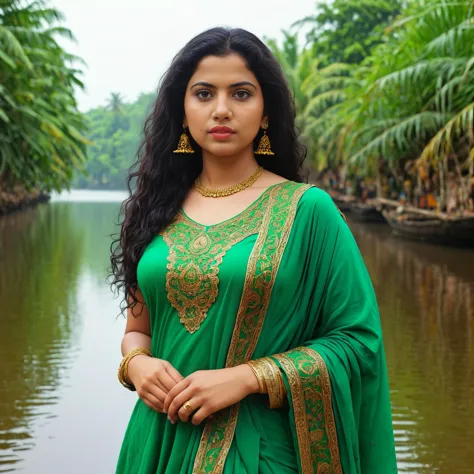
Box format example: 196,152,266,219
328,192,386,223
349,202,386,223
382,209,474,247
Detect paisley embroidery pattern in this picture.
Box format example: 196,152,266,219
161,194,269,333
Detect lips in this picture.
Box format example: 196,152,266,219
208,126,235,141
208,126,235,134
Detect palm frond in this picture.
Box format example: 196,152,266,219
350,111,451,163
0,25,32,67
0,49,16,69
377,58,467,91
304,90,347,118
44,26,76,42
418,101,474,163
425,19,474,56
319,63,355,76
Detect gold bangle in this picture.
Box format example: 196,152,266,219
252,357,286,409
260,358,285,409
118,347,152,391
277,366,286,405
246,360,267,394
269,356,287,406
247,358,287,408
274,359,287,407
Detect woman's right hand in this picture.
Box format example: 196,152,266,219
127,355,184,413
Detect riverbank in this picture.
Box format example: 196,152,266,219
0,185,50,217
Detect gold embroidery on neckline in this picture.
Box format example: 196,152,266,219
161,190,274,334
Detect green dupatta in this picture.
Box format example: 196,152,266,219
192,182,397,473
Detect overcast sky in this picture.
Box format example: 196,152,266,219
52,0,318,111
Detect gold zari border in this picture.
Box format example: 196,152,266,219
192,182,312,473
274,347,343,474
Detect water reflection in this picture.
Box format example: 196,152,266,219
0,204,85,472
350,220,474,473
0,196,132,474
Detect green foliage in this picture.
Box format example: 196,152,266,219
267,31,357,168
73,92,155,190
267,0,402,170
295,0,403,64
0,0,88,192
268,0,474,210
341,0,474,169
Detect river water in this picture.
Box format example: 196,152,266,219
0,191,472,473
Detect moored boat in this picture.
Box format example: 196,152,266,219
349,202,386,223
382,209,474,247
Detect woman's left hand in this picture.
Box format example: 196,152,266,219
163,365,259,425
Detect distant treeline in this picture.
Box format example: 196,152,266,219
73,93,155,190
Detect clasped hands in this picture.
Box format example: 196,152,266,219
127,355,259,425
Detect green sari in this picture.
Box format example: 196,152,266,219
116,181,397,474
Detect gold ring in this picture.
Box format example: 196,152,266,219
183,401,194,414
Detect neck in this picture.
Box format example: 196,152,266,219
199,147,260,189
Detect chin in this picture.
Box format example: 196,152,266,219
202,143,245,157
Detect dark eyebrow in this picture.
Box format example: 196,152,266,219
190,81,257,90
230,81,257,90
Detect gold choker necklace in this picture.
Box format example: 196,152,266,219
195,166,263,198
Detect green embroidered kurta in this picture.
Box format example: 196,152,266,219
116,181,397,474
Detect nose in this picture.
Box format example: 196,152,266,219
212,93,232,121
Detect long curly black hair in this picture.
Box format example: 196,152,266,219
110,27,307,314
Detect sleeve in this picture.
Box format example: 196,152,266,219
270,191,397,474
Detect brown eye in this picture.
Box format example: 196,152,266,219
196,90,212,100
234,90,251,100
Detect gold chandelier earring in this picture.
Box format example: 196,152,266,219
255,124,274,156
173,126,195,154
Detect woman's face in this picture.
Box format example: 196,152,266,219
183,53,266,157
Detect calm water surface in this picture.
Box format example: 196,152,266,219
0,190,472,473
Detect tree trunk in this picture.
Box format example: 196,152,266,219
453,154,468,211
375,158,382,198
439,155,448,211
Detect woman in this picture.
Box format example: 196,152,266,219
111,27,397,474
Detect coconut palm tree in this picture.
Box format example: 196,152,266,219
106,92,125,114
343,0,474,209
266,31,355,168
